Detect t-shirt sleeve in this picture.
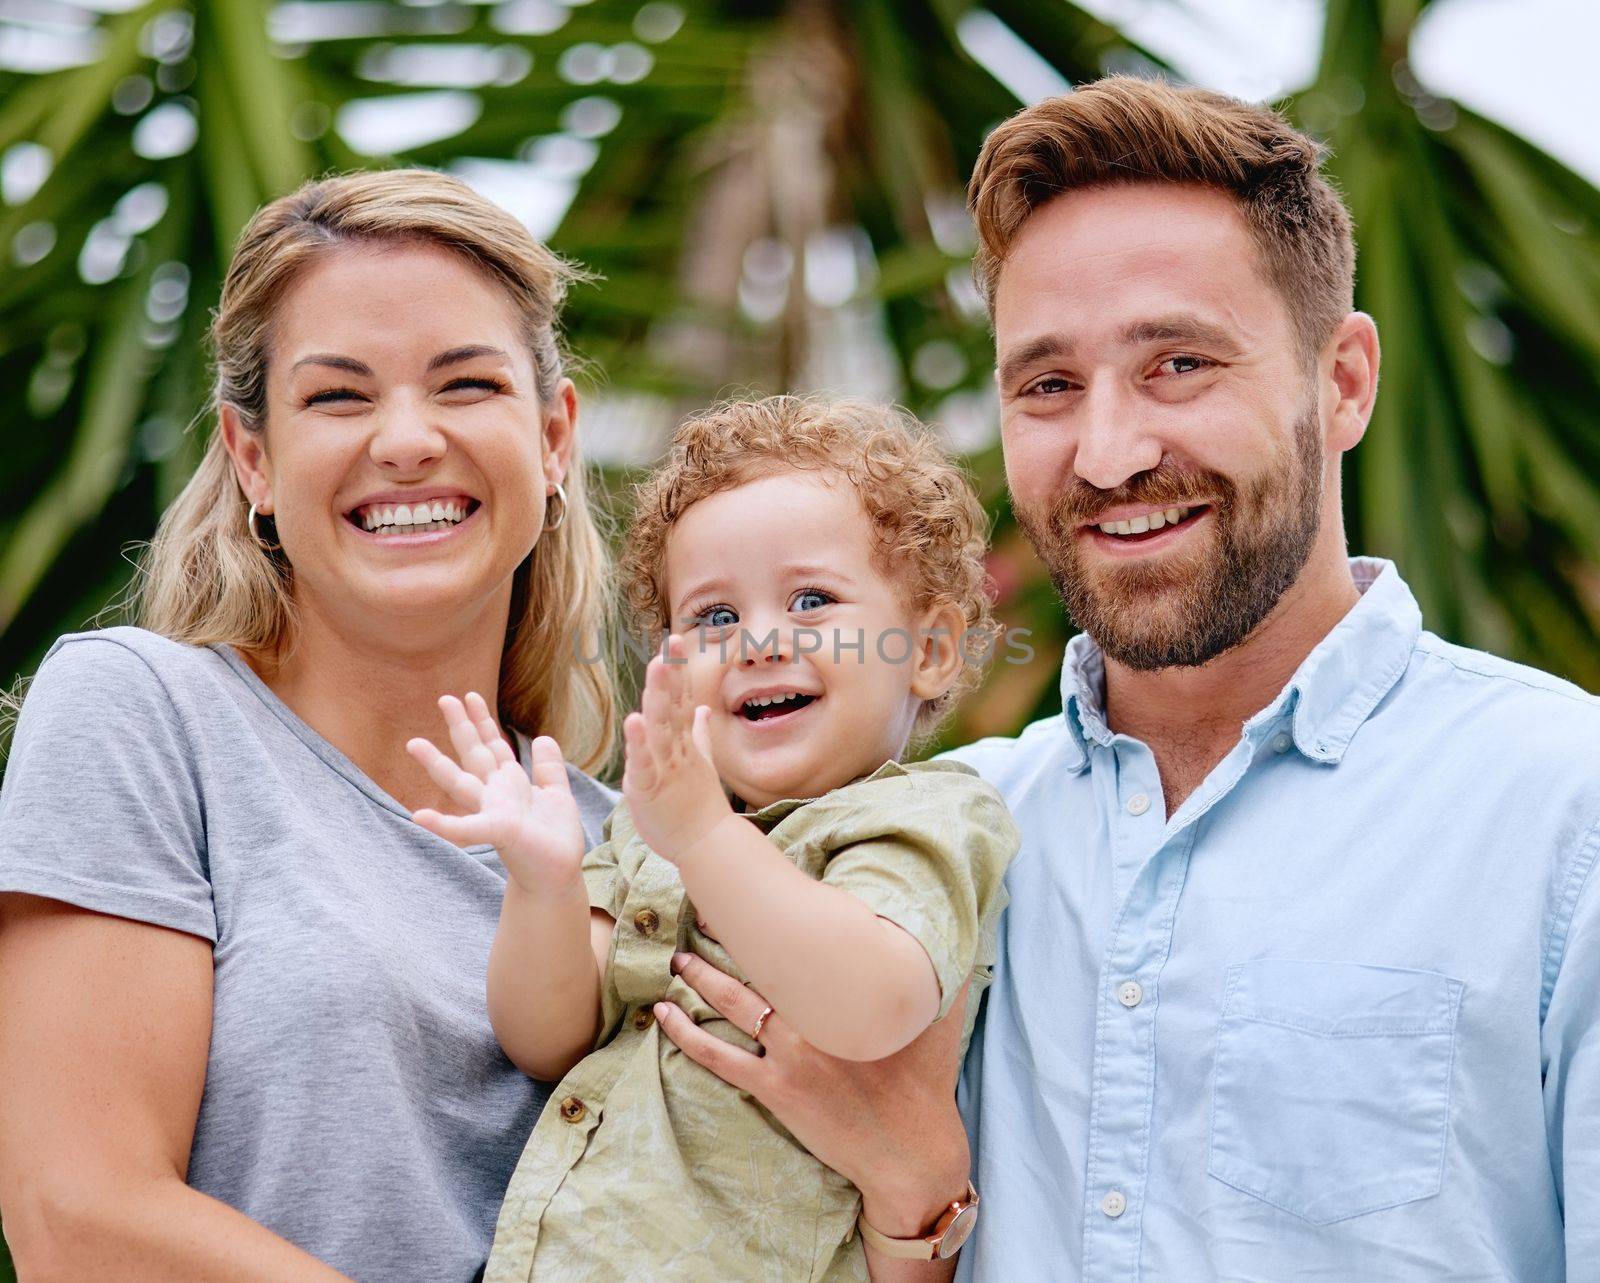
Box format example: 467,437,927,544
821,770,1018,1022
0,636,216,942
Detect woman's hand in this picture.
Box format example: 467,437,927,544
407,692,585,893
622,636,731,860
653,953,973,1251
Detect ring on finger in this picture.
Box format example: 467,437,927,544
752,1004,774,1042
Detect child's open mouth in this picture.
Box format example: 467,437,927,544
738,691,820,724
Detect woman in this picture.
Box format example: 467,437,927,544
0,170,971,1282
0,170,620,1281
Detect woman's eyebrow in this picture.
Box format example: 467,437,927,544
287,345,511,377
291,353,370,376
427,344,511,372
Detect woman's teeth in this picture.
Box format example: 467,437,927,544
355,500,470,533
1098,506,1192,536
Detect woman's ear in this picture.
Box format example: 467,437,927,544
219,403,274,513
541,376,578,492
908,600,969,702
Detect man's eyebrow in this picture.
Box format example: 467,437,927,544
1122,316,1238,350
997,336,1074,389
288,345,511,377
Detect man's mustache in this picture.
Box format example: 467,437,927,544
1048,463,1232,529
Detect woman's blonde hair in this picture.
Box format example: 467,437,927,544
131,168,617,772
619,395,997,748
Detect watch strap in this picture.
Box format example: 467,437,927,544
856,1182,979,1260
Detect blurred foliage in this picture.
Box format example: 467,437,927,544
0,0,1597,768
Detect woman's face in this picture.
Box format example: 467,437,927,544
222,241,574,645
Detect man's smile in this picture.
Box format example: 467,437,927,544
1080,503,1211,555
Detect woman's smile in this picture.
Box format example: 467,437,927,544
343,493,484,543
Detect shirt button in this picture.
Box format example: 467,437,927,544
633,908,660,936
631,1007,654,1031
1125,792,1151,816
558,1095,587,1124
1101,1189,1127,1218
1272,732,1293,754
1117,980,1143,1008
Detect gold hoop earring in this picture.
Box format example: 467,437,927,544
543,481,567,532
247,502,278,550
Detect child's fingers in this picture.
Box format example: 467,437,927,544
622,711,658,793
641,660,678,762
412,807,494,846
690,705,714,762
440,695,498,781
663,634,688,703
464,691,515,766
406,737,484,809
528,735,572,793
664,636,695,738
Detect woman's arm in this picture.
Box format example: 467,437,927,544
0,894,353,1282
652,955,970,1283
675,815,938,1060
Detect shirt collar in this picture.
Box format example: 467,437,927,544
1054,557,1422,770
733,758,910,829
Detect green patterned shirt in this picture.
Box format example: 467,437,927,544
484,758,1017,1283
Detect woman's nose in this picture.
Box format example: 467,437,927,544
368,400,446,473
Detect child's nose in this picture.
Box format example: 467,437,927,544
737,619,793,666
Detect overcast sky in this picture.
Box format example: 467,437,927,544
1071,0,1600,182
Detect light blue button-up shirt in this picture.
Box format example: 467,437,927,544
943,559,1600,1281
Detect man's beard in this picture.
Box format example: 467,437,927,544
1014,405,1325,671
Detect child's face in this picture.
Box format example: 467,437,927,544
663,470,957,810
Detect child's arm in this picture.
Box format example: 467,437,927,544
624,642,940,1062
407,693,609,1081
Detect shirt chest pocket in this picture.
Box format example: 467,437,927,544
1207,958,1464,1226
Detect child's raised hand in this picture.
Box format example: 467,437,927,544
407,692,585,893
623,635,731,861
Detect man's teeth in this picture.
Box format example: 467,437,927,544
357,500,470,533
1098,506,1190,536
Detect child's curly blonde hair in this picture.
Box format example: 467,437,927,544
620,395,997,747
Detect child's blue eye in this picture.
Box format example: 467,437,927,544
791,588,833,613
697,605,738,629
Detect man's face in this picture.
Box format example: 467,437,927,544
993,182,1328,670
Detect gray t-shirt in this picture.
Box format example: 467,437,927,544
0,627,617,1283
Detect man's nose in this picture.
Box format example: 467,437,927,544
1072,381,1162,490
368,397,446,473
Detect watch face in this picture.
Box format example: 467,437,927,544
936,1204,979,1260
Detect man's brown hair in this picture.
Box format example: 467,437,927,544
967,76,1355,357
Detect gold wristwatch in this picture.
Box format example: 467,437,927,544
857,1182,980,1261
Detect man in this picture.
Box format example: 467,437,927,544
657,77,1600,1281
